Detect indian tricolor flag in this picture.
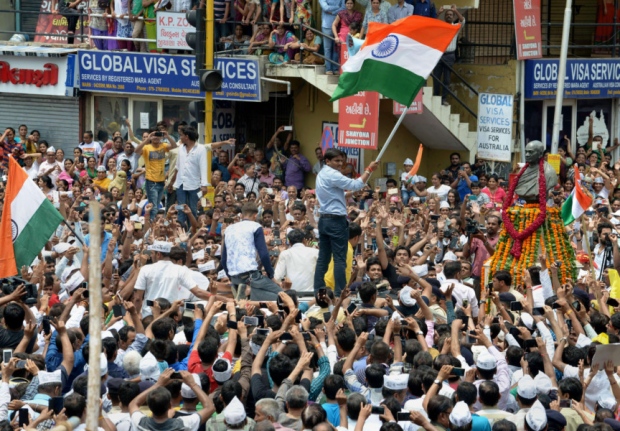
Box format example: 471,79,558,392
561,164,593,226
330,16,461,106
0,156,63,277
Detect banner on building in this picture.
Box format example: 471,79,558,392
78,51,261,101
514,0,542,60
322,121,363,175
477,93,513,162
393,89,423,115
34,2,90,44
156,12,194,50
525,58,620,99
338,91,379,150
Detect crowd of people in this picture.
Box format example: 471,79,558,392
2,120,620,431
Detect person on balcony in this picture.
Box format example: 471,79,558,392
331,0,362,44
432,4,464,106
409,0,436,17
291,28,324,64
319,0,344,75
387,0,412,23
360,0,387,39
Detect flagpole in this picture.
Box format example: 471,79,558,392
550,0,572,154
580,214,597,280
374,107,409,163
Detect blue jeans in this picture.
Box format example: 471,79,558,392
231,270,282,301
314,215,348,295
323,27,339,73
145,180,164,221
401,189,414,205
176,185,199,228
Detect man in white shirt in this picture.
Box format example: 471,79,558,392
440,261,479,318
78,131,102,160
38,147,62,186
237,163,260,196
170,127,207,228
274,229,318,293
132,242,211,317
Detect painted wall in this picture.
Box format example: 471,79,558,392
447,60,518,134
293,84,468,187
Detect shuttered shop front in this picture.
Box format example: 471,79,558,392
0,50,80,152
0,96,79,152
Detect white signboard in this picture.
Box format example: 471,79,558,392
0,55,69,96
477,93,513,162
156,12,195,50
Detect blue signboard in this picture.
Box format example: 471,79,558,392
525,58,620,99
77,51,261,101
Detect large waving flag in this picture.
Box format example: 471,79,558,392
330,16,461,106
0,156,63,277
561,164,593,225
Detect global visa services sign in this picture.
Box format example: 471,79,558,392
78,51,262,101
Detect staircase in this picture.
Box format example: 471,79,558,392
265,64,477,154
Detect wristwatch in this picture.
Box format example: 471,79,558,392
433,379,441,385
416,330,424,336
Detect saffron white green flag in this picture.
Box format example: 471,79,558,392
0,156,63,277
330,16,461,106
561,164,593,225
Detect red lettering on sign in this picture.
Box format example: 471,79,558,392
0,62,58,87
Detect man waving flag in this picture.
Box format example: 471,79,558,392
0,156,64,277
330,16,461,106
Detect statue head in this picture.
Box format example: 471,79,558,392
525,140,545,164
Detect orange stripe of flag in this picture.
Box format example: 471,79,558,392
573,164,592,210
407,144,424,177
364,16,460,54
0,157,25,278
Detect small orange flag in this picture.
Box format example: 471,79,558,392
407,144,424,178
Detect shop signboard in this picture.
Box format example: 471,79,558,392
525,58,620,99
392,89,423,115
322,122,363,175
477,93,513,162
514,0,542,60
156,11,194,50
338,91,380,150
0,55,70,96
78,51,261,101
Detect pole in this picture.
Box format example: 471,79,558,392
374,108,408,163
205,3,214,186
550,0,572,154
61,221,84,246
85,203,102,431
519,60,526,163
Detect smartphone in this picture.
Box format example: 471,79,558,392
112,304,124,317
244,316,259,326
585,210,595,217
371,406,385,415
346,303,357,314
42,317,51,335
15,360,26,369
2,350,11,364
559,399,572,408
259,302,268,308
153,131,164,137
49,397,64,415
185,302,196,310
400,319,408,325
134,222,143,230
227,320,238,329
323,312,332,322
460,315,469,326
302,332,311,341
397,412,411,421
387,188,398,195
532,307,545,316
280,332,293,341
551,302,562,309
510,301,523,311
146,300,155,307
452,367,465,376
524,339,537,348
368,334,375,341
175,205,184,211
556,260,562,268
608,298,619,307
468,330,477,344
566,319,573,331
257,328,270,336
430,214,440,221
19,408,29,427
104,224,113,231
462,299,469,308
283,126,293,131
82,289,89,299
170,372,182,379
220,303,228,311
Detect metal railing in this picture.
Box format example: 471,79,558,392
431,57,478,120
